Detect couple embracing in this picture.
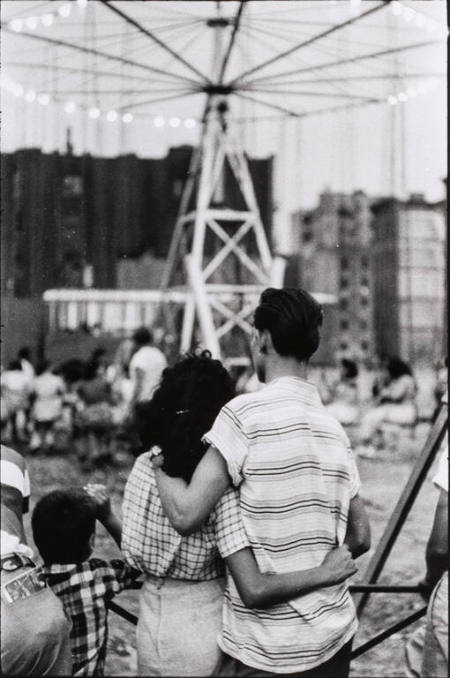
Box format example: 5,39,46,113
121,287,371,678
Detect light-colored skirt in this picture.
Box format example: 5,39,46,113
137,575,225,677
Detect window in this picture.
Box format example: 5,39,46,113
361,255,369,269
340,341,348,351
340,319,349,330
303,231,313,243
339,298,348,310
341,257,349,270
63,175,83,197
360,319,368,330
361,296,369,307
361,276,369,287
361,340,369,351
340,277,349,290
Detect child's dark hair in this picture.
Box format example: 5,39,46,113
135,350,234,482
32,489,96,564
254,288,323,363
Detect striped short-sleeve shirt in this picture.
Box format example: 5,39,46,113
204,376,361,674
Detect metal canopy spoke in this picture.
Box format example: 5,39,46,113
229,1,388,86
99,0,212,85
218,1,246,85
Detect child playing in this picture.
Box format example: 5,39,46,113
32,485,140,676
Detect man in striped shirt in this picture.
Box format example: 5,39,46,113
155,288,371,677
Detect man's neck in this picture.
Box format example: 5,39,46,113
265,356,308,383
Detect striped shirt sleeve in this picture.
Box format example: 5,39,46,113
203,403,249,487
214,488,250,558
347,445,361,498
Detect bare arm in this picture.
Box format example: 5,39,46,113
85,484,122,548
423,488,448,592
225,545,357,609
154,446,231,536
344,494,371,558
130,367,145,406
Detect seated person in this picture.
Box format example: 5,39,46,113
32,487,141,676
357,357,417,457
1,444,72,675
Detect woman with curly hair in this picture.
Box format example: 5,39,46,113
121,351,357,677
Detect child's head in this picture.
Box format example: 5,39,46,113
32,489,96,565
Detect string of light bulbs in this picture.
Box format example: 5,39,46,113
8,0,88,33
1,73,198,128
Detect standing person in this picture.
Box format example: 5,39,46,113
0,361,31,443
17,347,35,384
129,327,167,408
29,361,66,452
76,362,115,466
1,444,72,675
121,350,358,677
154,288,371,678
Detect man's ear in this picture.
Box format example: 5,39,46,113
259,329,273,355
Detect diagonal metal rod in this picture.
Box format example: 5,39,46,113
0,25,201,88
218,0,246,85
253,73,446,86
351,607,427,660
229,1,388,85
239,87,378,101
233,91,305,118
114,89,202,114
241,39,443,88
99,0,211,85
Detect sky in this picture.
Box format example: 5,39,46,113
1,0,447,253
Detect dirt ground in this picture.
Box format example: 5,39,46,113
20,417,444,678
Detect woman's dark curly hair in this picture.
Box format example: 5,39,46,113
134,350,234,482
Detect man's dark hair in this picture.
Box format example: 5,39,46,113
134,351,234,482
254,288,323,363
36,360,50,376
32,489,96,564
387,356,412,380
133,327,152,346
8,360,22,371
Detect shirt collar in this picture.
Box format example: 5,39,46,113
267,376,322,405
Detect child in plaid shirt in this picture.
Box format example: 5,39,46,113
32,486,140,676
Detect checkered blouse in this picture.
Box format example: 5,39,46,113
121,450,249,580
43,558,140,676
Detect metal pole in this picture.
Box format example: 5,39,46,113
356,404,448,616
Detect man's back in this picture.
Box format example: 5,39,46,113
204,376,360,673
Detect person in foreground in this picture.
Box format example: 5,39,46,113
121,350,358,677
155,288,371,677
32,487,141,676
405,391,448,677
1,444,72,676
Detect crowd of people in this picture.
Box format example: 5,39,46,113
0,287,447,677
0,328,167,467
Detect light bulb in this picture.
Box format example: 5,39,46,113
106,110,118,122
184,118,196,129
26,16,38,30
38,93,50,105
154,116,165,127
13,83,24,97
65,101,76,113
41,13,54,27
25,89,36,103
397,92,407,102
89,107,100,119
58,3,72,18
169,117,180,128
10,18,23,32
387,95,398,105
122,112,133,124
